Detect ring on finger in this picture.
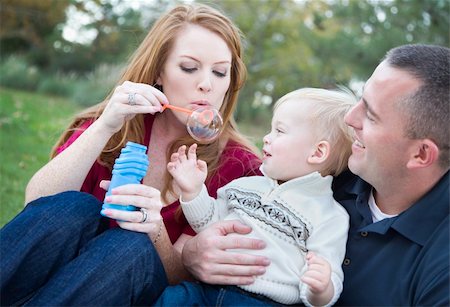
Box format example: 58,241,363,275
140,208,148,223
128,93,137,106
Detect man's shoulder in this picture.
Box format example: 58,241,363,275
413,215,449,305
332,170,364,198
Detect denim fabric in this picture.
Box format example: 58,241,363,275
1,191,168,306
153,282,282,306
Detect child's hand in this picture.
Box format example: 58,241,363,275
167,143,207,201
301,252,333,298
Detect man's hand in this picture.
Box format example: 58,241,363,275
182,220,270,285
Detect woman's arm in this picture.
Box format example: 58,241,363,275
25,120,114,203
25,81,167,204
156,232,194,284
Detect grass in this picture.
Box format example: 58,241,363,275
0,88,80,227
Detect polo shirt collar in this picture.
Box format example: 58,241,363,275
347,172,449,246
390,171,449,246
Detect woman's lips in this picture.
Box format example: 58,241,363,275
190,100,209,107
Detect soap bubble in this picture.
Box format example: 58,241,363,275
186,107,223,143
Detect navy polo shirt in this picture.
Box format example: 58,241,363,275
332,171,449,306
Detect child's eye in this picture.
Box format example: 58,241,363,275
275,128,284,134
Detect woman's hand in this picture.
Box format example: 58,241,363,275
181,220,270,285
97,81,169,134
100,180,163,239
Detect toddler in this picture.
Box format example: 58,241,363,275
158,87,356,306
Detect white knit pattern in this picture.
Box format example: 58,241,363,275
181,171,349,305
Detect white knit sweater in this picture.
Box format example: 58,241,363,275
181,171,349,306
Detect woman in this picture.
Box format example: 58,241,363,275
0,4,261,305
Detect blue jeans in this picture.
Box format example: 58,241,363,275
0,191,168,306
153,282,282,306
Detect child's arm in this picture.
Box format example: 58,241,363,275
167,143,207,201
301,252,334,306
168,143,230,233
299,206,348,306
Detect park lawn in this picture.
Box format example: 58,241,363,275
0,88,80,227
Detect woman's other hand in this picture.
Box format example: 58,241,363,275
100,182,163,239
97,81,169,134
181,220,270,285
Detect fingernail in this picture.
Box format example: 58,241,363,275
100,209,110,217
243,277,255,285
257,241,267,249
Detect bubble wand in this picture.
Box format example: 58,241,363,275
162,104,215,125
162,104,223,142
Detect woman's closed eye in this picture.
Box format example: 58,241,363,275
181,65,197,73
180,66,227,78
213,70,227,77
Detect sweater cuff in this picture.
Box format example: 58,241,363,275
299,271,342,307
328,272,343,306
180,184,215,232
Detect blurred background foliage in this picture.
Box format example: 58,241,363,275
1,0,449,122
0,0,448,224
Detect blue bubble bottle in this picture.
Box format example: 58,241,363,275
101,141,149,214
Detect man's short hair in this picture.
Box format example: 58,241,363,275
385,44,450,169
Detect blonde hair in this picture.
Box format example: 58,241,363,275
274,87,357,176
51,4,258,201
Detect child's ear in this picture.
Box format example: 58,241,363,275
406,139,439,169
307,141,330,164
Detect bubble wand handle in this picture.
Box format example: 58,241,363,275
162,104,193,114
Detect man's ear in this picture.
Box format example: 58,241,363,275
307,141,330,164
407,139,439,169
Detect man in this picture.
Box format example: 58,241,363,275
181,44,449,306
333,44,449,305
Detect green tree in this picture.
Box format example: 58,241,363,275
206,0,449,123
309,0,450,80
0,0,70,66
